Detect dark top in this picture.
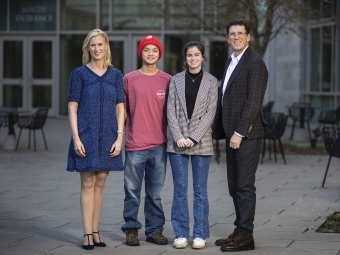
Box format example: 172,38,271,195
185,69,203,144
185,69,203,119
66,66,125,172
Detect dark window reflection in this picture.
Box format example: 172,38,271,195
33,41,52,79
210,41,229,80
59,34,84,115
109,41,124,73
4,41,22,78
322,26,332,92
32,85,52,107
311,28,320,92
3,85,22,107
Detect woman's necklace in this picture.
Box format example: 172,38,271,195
186,70,203,82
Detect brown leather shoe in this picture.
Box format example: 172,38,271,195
220,235,255,252
146,232,168,245
126,229,140,246
215,228,238,246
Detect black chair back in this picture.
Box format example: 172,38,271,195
262,101,274,114
262,112,288,164
318,105,340,126
321,126,340,187
15,107,49,151
17,107,49,130
264,112,288,140
322,127,340,158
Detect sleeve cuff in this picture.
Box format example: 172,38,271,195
234,131,245,138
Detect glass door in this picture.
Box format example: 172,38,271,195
108,36,128,75
0,36,56,115
0,37,25,110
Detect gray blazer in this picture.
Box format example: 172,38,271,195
167,70,218,155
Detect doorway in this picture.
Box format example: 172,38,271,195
0,36,56,116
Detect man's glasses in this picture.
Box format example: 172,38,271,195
228,32,248,38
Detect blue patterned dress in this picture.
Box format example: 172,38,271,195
66,66,125,172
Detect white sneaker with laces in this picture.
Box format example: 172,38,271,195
192,238,205,249
173,237,188,249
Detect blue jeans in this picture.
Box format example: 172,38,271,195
121,145,167,237
168,153,211,240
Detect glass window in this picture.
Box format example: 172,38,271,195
310,28,320,92
32,86,52,107
60,0,96,30
322,0,336,18
310,95,333,120
209,41,229,80
0,0,7,31
101,0,110,30
112,0,161,30
3,41,22,78
59,35,84,115
165,1,201,30
3,85,22,107
164,34,200,75
32,41,52,79
9,0,56,31
321,26,333,92
109,41,124,73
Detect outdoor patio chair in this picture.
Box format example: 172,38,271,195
15,107,49,151
288,102,314,140
321,127,340,187
262,101,274,114
318,105,340,128
261,112,288,164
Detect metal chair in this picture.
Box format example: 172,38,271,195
262,101,274,114
288,102,314,140
15,108,49,151
321,127,340,187
318,105,340,128
261,112,288,164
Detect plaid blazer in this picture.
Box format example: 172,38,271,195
221,47,269,139
167,71,218,155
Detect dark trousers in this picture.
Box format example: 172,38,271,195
225,137,262,236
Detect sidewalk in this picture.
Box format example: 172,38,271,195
0,118,339,255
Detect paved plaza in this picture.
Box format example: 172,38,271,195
0,118,339,255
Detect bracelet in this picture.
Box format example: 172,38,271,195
117,130,124,135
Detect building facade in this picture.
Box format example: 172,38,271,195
0,0,339,120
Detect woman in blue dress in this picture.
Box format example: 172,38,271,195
66,29,125,250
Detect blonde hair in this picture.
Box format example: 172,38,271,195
82,29,112,67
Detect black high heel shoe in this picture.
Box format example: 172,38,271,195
93,231,107,247
82,234,94,250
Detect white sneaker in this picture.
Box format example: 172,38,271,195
192,238,205,249
173,237,188,249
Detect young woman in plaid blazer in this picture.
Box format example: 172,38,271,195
167,41,218,249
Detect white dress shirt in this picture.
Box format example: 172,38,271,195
222,46,248,98
221,46,248,138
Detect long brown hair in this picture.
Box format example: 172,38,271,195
183,41,206,69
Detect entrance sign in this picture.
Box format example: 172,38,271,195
10,0,56,31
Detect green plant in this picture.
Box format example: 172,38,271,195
316,212,340,233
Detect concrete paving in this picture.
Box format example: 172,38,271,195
0,118,339,255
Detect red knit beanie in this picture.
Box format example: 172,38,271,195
137,35,163,60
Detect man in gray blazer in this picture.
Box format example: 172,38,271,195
214,19,268,252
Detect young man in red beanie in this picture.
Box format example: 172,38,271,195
121,35,171,246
